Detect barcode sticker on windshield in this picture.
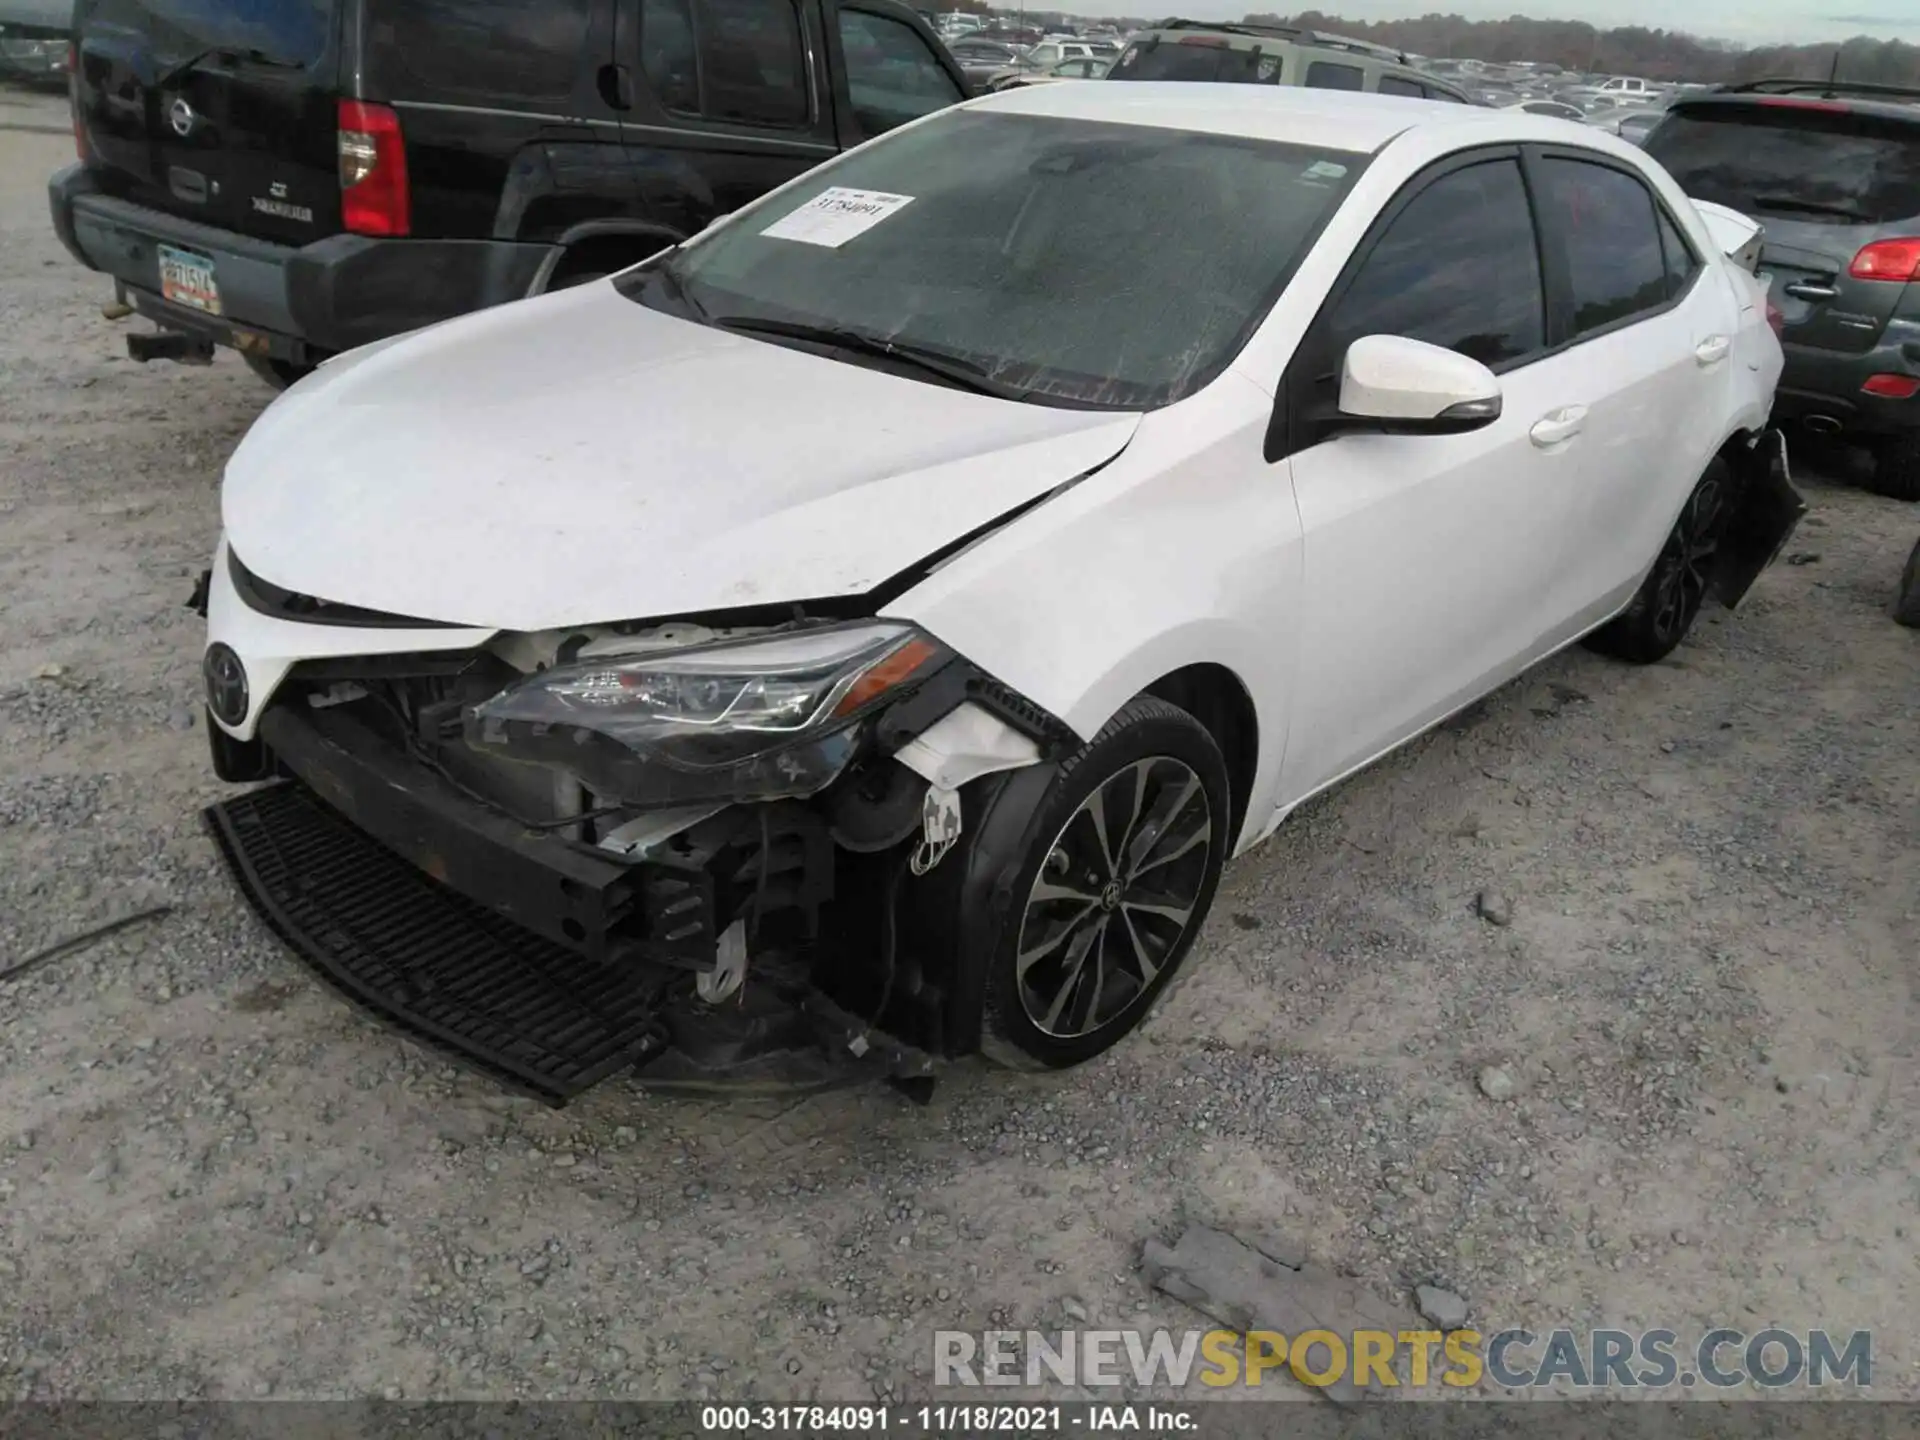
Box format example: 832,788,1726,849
760,187,915,248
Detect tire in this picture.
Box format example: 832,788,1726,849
1895,537,1920,629
1868,434,1920,502
243,355,315,391
1584,459,1733,665
549,268,611,291
978,695,1231,1071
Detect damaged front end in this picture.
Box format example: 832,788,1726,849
202,612,1073,1106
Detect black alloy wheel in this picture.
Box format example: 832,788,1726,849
1585,459,1732,665
980,696,1230,1069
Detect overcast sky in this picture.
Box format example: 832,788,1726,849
1064,2,1917,47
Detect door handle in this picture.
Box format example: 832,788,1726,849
1695,334,1732,367
1530,405,1588,449
596,62,633,112
1782,281,1837,302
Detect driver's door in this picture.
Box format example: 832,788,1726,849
1277,151,1593,799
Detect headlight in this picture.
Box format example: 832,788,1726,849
465,622,947,807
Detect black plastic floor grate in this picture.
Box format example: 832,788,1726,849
204,782,667,1106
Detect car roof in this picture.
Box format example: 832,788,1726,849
1674,80,1920,126
968,79,1596,154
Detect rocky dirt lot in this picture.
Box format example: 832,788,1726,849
1,95,1916,1405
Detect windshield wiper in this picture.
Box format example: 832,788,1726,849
646,255,709,323
709,316,1026,399
152,45,301,89
1748,194,1874,223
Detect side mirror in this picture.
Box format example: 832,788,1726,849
1338,334,1503,434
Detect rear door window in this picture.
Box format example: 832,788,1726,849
1378,75,1422,98
1657,207,1699,298
838,8,960,135
1306,60,1364,91
1645,106,1920,226
641,0,701,112
640,0,811,125
1327,157,1547,368
1536,157,1671,335
386,0,590,102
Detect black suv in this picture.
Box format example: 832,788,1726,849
1643,79,1920,499
48,0,965,387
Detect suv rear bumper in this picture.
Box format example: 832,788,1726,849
49,163,555,360
1774,327,1920,440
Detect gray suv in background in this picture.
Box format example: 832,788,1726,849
1108,19,1472,103
1644,79,1920,500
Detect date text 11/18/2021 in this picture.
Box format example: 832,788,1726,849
700,1404,1197,1434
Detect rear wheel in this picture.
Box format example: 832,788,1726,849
979,696,1230,1071
1895,536,1920,629
1868,434,1920,502
1585,459,1732,665
243,355,315,390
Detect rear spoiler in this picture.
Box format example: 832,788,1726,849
1692,199,1764,273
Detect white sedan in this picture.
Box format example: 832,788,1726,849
198,84,1799,1099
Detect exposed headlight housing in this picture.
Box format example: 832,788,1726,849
465,622,947,808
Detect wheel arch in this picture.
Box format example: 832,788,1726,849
1141,662,1260,850
527,221,684,295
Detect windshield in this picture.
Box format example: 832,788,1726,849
622,111,1360,409
86,0,333,68
1110,38,1283,84
1646,107,1920,226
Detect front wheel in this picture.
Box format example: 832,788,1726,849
1584,459,1731,665
979,696,1230,1071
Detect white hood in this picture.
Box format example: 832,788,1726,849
222,284,1140,632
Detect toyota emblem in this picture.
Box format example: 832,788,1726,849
168,98,196,137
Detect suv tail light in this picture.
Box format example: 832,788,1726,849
337,99,410,237
1848,238,1920,283
69,44,89,162
1862,373,1920,399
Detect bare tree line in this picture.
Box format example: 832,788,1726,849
1244,11,1920,84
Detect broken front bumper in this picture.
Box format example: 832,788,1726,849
205,782,676,1105
206,699,902,1104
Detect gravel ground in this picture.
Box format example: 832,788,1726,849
2,94,1916,1404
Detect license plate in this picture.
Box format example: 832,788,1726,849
158,243,221,315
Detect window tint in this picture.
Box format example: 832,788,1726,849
1113,40,1283,84
385,0,589,101
1328,159,1545,368
1306,60,1363,91
1658,207,1698,298
1377,74,1422,98
1645,108,1920,226
838,9,960,135
688,0,809,126
642,0,700,112
1537,157,1669,335
109,0,332,70
649,112,1360,409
